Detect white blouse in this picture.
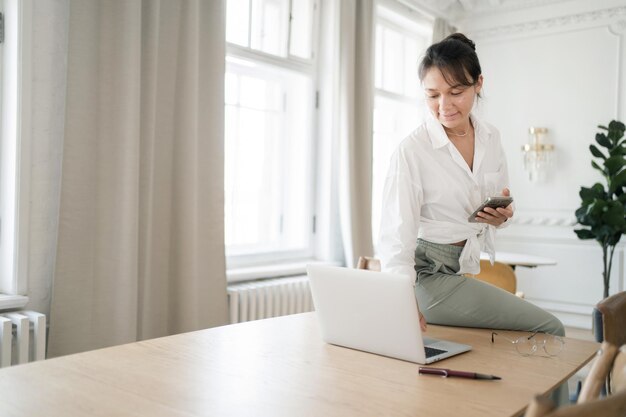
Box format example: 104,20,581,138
377,112,511,280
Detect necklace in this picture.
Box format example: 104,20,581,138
445,126,470,137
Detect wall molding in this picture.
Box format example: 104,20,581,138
511,215,577,227
471,6,626,39
609,19,626,35
529,299,594,330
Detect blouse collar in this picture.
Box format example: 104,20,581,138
425,111,492,149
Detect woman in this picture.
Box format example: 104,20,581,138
378,33,565,338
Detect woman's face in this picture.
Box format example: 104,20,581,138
422,67,483,130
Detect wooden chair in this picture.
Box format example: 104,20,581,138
595,291,626,347
360,257,522,297
525,342,626,417
612,345,626,395
578,342,620,403
356,256,381,272
526,392,626,417
472,260,524,297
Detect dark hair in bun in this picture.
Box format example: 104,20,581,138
418,32,482,89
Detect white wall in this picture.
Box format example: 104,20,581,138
460,0,626,329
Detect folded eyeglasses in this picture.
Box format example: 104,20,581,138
491,331,565,357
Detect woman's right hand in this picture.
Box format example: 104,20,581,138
419,310,427,332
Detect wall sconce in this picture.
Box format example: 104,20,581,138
522,127,554,182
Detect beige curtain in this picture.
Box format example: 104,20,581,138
432,17,456,43
337,0,375,267
48,0,228,357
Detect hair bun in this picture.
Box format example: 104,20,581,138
444,33,476,51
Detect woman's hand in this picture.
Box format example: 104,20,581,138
419,310,427,332
474,188,514,226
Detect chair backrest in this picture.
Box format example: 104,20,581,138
610,346,626,394
578,342,619,403
356,256,381,272
596,292,626,347
526,342,626,417
474,260,516,294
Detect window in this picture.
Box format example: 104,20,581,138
371,1,431,247
225,0,318,269
0,0,31,307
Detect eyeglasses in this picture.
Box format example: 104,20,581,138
491,331,565,357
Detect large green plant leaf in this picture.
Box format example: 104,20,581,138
608,121,626,143
603,200,626,227
592,160,606,174
591,224,614,244
574,229,595,239
614,145,626,156
589,199,607,218
590,144,607,160
605,156,626,175
575,207,590,225
579,183,605,203
609,170,626,193
578,200,607,227
608,120,626,133
596,133,612,148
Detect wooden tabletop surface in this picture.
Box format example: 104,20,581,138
0,313,599,417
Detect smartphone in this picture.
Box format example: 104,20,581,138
468,196,513,222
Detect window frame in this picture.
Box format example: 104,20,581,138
224,0,321,273
0,0,32,308
371,1,432,248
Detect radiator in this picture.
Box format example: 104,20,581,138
0,311,46,367
227,276,314,324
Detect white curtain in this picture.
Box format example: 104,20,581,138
337,0,376,267
432,17,456,43
48,0,228,357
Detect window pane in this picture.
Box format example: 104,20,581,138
371,97,424,245
225,61,313,257
375,25,383,89
289,0,314,59
382,27,404,95
226,0,250,47
225,72,239,105
376,8,431,98
239,75,282,111
250,0,290,57
404,37,418,97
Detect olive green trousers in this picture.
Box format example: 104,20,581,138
413,239,564,335
413,239,568,405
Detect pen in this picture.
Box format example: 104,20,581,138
419,367,501,380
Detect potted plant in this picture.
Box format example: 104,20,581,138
574,120,626,299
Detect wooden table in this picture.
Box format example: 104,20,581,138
0,313,598,417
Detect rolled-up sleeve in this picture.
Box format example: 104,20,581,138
377,149,422,281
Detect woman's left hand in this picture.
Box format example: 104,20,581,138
475,188,514,227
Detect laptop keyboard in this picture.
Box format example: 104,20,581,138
425,346,448,358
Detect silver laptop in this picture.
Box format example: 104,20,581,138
306,264,472,364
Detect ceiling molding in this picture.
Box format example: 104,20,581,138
468,6,626,39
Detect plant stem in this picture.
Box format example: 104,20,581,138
602,244,609,299
606,244,616,299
